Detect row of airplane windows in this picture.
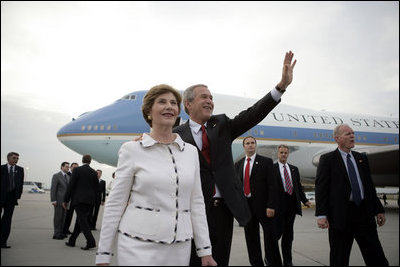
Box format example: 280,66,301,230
81,125,118,131
246,129,398,143
246,129,336,139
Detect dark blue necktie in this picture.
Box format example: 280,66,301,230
346,154,362,206
9,166,15,191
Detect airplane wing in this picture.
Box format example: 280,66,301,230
354,145,399,187
313,145,399,187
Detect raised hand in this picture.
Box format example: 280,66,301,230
277,50,297,90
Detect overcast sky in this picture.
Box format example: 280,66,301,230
1,1,399,188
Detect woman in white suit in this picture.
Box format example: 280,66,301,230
96,84,216,266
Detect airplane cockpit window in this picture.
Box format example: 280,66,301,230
78,112,89,117
120,94,137,100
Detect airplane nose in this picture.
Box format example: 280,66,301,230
55,90,151,166
57,118,79,137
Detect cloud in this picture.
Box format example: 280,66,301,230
2,2,398,118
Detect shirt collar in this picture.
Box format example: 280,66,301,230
338,147,353,158
140,133,185,151
189,119,207,134
278,161,288,169
246,153,256,162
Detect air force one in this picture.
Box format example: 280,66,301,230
57,90,399,187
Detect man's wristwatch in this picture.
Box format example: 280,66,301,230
275,86,286,93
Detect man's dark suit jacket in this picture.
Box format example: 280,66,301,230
1,164,24,205
315,149,384,230
235,154,276,221
174,92,279,226
64,164,98,208
273,163,308,217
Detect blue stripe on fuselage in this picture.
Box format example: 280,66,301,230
59,124,398,146
242,125,398,145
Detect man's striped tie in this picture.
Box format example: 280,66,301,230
283,165,293,195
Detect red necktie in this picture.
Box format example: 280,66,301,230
283,165,293,195
201,125,215,195
244,158,251,196
201,125,211,165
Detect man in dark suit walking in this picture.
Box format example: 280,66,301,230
63,154,98,250
315,124,388,266
91,169,106,230
174,51,297,265
50,162,70,240
273,145,311,266
235,136,281,266
1,152,24,249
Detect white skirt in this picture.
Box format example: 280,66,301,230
117,233,191,266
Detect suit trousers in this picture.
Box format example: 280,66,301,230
0,191,16,245
91,201,101,229
190,198,233,266
53,203,67,236
63,206,74,233
68,204,96,247
244,197,282,266
210,198,234,266
277,193,297,265
328,201,388,266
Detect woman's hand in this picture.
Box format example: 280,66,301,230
201,255,217,266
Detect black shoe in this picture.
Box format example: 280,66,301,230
65,242,75,247
1,244,11,249
53,235,65,240
80,245,96,250
284,262,293,266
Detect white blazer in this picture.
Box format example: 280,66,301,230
96,134,211,264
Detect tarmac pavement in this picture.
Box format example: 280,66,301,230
1,193,398,266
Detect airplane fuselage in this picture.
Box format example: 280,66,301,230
57,90,399,186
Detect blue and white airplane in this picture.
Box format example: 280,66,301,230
57,90,399,187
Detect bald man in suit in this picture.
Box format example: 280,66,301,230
315,124,388,266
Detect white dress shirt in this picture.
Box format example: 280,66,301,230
277,161,293,193
7,164,14,173
189,119,222,198
338,148,365,201
242,154,256,198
